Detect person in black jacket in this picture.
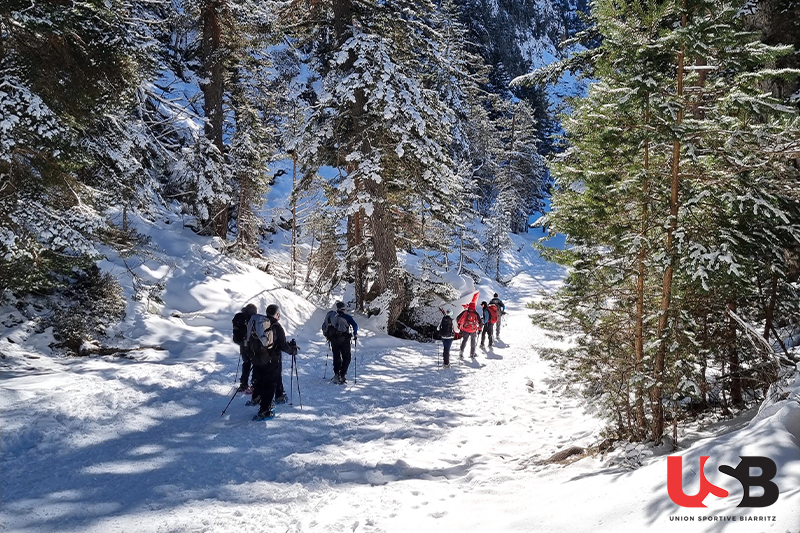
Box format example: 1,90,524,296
438,309,455,368
236,303,258,392
250,304,298,420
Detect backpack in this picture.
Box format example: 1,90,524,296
457,309,480,334
487,304,499,324
322,310,350,340
490,297,505,314
232,311,249,345
438,315,454,338
247,314,275,366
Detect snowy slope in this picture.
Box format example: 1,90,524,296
1,210,799,533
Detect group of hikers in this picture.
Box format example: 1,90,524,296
231,301,358,420
231,292,504,420
436,293,505,368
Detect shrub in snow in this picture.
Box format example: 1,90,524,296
49,266,126,354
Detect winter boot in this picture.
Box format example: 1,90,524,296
253,408,275,421
274,394,288,404
245,395,261,406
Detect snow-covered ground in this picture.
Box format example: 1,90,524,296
2,209,799,533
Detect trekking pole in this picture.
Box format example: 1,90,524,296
292,352,303,409
354,337,358,385
323,341,330,379
235,352,241,384
438,342,441,368
221,386,239,416
289,350,294,404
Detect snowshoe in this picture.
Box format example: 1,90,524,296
252,408,276,421
274,394,288,405
442,364,451,369
245,395,261,406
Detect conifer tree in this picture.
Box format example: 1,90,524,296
282,0,470,333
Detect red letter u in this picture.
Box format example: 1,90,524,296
667,456,729,507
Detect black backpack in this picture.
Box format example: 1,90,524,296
232,311,249,345
438,315,453,337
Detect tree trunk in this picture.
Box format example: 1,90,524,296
763,272,778,341
201,0,227,239
652,6,687,443
291,152,298,288
727,301,743,406
634,95,650,439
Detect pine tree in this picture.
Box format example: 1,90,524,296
1,0,147,289
282,0,470,333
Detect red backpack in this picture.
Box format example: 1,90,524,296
487,304,499,324
457,309,480,333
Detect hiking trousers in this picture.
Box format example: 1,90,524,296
331,336,352,378
239,344,252,387
252,358,281,412
460,332,477,357
441,338,453,365
481,324,494,346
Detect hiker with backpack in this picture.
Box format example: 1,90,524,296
321,301,358,384
246,304,299,420
456,301,483,359
489,293,505,338
480,301,497,349
232,303,258,392
438,309,456,368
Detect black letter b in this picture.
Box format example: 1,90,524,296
719,456,779,507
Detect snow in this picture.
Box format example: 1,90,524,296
2,211,799,532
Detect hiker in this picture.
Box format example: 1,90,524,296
456,301,483,359
232,303,258,392
247,304,298,420
480,301,495,349
489,293,505,338
321,301,358,384
438,309,456,368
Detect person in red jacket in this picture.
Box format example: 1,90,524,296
456,302,483,359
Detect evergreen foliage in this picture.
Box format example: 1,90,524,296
533,0,800,441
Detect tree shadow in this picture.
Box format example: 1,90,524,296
0,337,472,532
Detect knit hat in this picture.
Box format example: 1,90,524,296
244,303,257,315
336,301,345,310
